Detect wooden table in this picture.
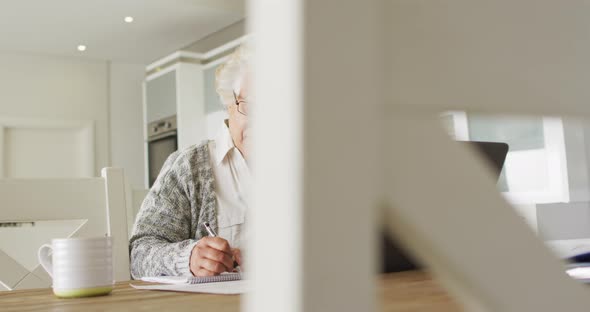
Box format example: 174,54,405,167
0,271,461,311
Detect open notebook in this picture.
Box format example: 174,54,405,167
133,273,247,294
141,272,242,284
131,280,248,295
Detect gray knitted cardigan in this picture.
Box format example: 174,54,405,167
129,142,218,278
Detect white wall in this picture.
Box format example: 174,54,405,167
0,52,110,176
109,62,147,233
0,54,147,283
109,62,146,188
0,53,146,184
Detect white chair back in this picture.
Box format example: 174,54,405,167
0,167,130,290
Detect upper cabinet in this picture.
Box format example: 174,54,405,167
145,71,177,124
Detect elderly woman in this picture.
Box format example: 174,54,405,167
130,46,250,278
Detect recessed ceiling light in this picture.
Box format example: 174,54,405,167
77,45,86,52
124,16,134,23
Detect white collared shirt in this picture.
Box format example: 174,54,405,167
208,121,249,251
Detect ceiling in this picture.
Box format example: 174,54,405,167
0,0,245,64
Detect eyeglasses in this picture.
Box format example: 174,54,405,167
233,91,249,116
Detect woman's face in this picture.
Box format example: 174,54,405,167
228,75,250,159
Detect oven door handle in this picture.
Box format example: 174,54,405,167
147,130,177,142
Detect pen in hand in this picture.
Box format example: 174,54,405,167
203,222,241,273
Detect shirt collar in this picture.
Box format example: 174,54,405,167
214,120,236,165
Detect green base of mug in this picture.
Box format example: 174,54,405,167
54,286,113,298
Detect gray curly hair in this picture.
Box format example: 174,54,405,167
215,44,251,108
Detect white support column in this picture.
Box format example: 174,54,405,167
247,0,303,311
248,0,384,311
0,126,4,178
300,1,385,311
176,63,207,149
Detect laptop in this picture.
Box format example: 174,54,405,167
380,141,509,273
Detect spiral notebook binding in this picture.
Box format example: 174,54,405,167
186,272,242,284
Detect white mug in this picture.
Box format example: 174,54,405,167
37,237,114,298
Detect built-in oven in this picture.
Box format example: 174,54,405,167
147,115,177,187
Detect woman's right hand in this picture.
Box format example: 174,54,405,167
189,237,235,276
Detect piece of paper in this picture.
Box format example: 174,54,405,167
130,280,249,294
141,272,241,285
141,276,189,284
